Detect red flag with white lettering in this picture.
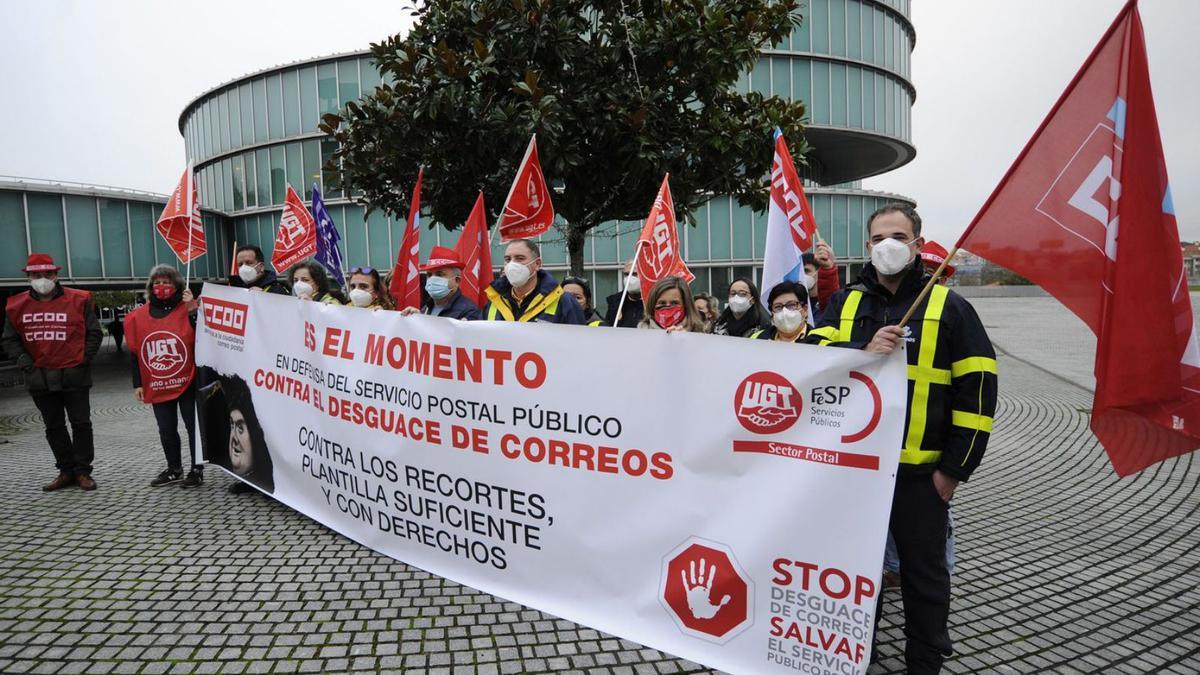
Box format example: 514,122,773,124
498,135,555,242
957,0,1198,475
453,193,494,307
389,169,424,309
271,185,318,273
155,166,207,264
635,175,694,288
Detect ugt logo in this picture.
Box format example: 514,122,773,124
734,371,802,434
1036,97,1126,263
142,331,187,377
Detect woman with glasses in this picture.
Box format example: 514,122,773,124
750,281,810,342
711,277,771,337
287,259,347,305
346,267,394,311
637,277,707,333
561,277,603,327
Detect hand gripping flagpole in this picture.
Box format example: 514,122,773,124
612,239,649,327
897,245,959,328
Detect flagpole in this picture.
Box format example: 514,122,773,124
185,162,194,288
897,245,958,328
612,239,649,327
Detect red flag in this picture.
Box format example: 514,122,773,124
958,0,1198,475
771,130,817,252
155,166,207,264
271,185,318,273
498,135,555,242
635,175,694,288
389,169,424,309
453,193,494,307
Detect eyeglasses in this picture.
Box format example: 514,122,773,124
771,301,804,313
348,266,375,275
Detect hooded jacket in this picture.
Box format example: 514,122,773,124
481,270,585,324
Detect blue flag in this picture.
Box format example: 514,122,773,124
311,184,345,288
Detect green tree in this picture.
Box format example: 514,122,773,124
322,0,808,276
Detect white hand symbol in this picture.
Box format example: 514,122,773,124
680,557,731,619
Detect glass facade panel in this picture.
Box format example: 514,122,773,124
709,198,731,260
66,197,102,275
217,92,229,153
687,203,709,261
810,0,828,53
286,143,304,197
342,205,367,266
232,155,245,211
239,82,254,145
811,60,830,124
255,149,271,207
252,78,268,143
847,195,865,254
129,202,157,271
321,139,342,199
751,58,771,96
793,1,810,51
98,198,132,278
831,63,847,125
302,139,321,200
874,8,885,68
337,59,360,107
201,101,212,159
317,63,338,115
366,209,391,270
829,0,845,57
360,58,382,97
732,205,754,260
282,69,301,137
863,70,875,130
792,59,810,111
831,194,849,261
847,0,862,60
848,67,862,128
214,160,226,212
228,87,242,148
0,191,29,277
270,145,286,205
244,152,257,208
266,74,283,140
875,73,885,134
861,5,874,63
27,192,67,267
299,66,319,132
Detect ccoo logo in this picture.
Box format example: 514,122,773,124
142,331,188,378
734,371,802,434
202,297,248,337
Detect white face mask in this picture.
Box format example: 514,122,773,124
238,264,259,284
504,260,534,288
292,281,315,299
625,275,641,295
728,295,753,316
803,273,817,292
773,308,806,335
349,288,374,307
30,278,55,295
870,238,916,276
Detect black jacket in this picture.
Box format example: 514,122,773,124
1,285,103,392
807,261,998,482
423,290,481,321
481,271,585,324
603,292,644,328
230,269,289,295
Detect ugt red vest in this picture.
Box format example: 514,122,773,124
124,302,196,404
4,287,90,369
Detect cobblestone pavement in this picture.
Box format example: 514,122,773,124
1,296,1198,674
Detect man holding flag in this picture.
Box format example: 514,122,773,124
808,204,998,673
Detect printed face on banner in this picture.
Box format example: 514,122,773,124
142,330,188,378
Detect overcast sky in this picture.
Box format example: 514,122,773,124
2,0,1196,247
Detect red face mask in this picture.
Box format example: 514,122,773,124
654,305,685,329
152,284,176,300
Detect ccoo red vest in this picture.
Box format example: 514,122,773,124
5,288,90,369
124,302,196,404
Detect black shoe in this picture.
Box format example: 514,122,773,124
227,481,255,494
150,470,183,487
181,469,204,488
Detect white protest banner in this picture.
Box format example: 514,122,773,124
195,283,907,675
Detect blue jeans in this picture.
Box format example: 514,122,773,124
884,508,955,574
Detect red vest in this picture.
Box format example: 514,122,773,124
5,288,90,369
124,303,196,404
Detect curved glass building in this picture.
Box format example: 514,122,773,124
2,0,915,310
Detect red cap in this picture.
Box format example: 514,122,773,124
23,253,61,273
920,241,956,278
419,246,464,272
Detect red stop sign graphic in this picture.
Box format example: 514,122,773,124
660,537,754,644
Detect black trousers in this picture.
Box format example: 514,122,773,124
152,385,198,473
31,389,95,476
882,473,953,673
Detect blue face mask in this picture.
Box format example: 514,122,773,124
425,275,452,300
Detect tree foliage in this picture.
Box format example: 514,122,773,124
322,0,809,274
